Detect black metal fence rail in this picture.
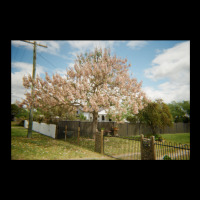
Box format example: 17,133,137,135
154,141,190,160
104,136,141,160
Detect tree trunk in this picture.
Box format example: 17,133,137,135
92,111,98,139
151,125,157,135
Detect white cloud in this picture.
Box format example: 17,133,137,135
143,82,190,103
144,41,190,82
12,62,45,75
37,40,61,55
143,86,168,102
12,40,33,50
11,62,45,104
126,41,148,49
143,41,190,103
67,40,117,57
68,40,115,50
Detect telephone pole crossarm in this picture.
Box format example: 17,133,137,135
20,40,48,48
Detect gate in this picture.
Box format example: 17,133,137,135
57,121,80,139
104,136,141,160
57,121,96,152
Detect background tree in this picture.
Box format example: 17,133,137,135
77,112,87,121
167,101,190,123
20,48,149,137
127,99,173,135
11,103,28,120
11,104,20,120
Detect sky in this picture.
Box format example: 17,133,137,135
11,40,190,104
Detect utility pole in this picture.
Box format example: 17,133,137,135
20,40,47,138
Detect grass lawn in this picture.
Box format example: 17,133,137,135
160,133,190,144
11,126,115,160
11,122,190,160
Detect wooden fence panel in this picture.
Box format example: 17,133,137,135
57,121,190,138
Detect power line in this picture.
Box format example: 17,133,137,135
12,42,33,64
19,47,26,62
37,52,58,69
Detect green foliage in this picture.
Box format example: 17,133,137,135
145,100,173,134
11,104,19,116
145,134,163,141
11,104,28,119
167,101,190,123
127,99,173,135
126,112,143,123
163,155,172,160
77,113,87,121
31,106,78,124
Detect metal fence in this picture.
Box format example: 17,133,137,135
154,141,190,160
104,136,141,160
104,136,190,160
57,121,190,160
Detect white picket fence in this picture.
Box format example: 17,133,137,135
24,120,56,139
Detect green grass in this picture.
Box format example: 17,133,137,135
160,133,190,144
11,126,115,160
11,123,190,160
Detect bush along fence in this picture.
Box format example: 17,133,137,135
62,124,190,160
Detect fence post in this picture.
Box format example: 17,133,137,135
95,130,104,154
101,129,104,154
141,134,144,159
65,125,67,141
78,127,80,145
151,136,156,160
141,134,156,160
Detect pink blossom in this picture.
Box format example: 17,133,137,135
20,47,148,128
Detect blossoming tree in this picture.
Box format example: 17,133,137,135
21,48,149,137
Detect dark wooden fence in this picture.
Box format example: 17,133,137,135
56,121,190,139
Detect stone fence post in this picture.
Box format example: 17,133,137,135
141,134,156,160
95,130,104,154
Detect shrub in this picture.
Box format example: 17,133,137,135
155,134,163,141
144,134,163,141
163,155,171,160
14,117,26,126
